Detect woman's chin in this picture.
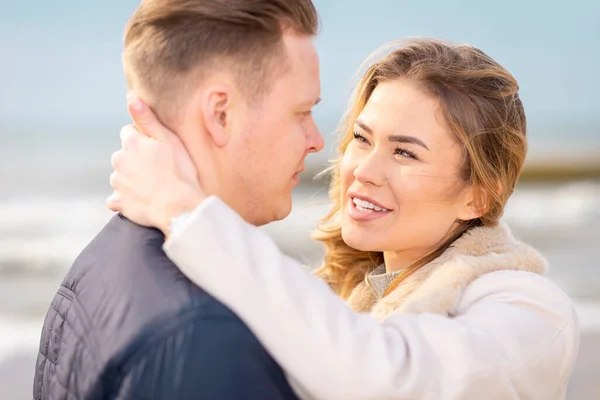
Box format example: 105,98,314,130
341,227,379,252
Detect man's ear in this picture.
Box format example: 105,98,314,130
199,84,234,148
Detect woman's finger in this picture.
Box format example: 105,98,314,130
109,170,125,190
127,95,172,142
106,192,122,212
113,132,157,177
110,149,138,177
110,150,123,172
119,124,134,144
120,125,142,153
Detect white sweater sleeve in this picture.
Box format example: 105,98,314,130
164,197,579,400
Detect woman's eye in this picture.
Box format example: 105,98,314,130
353,131,368,143
394,147,418,160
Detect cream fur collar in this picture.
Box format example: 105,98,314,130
346,222,548,321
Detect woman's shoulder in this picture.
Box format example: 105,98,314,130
461,270,578,360
460,270,579,390
462,269,575,315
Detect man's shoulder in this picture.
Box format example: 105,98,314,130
59,214,243,357
36,215,295,400
68,214,217,304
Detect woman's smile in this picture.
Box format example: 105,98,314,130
347,194,393,222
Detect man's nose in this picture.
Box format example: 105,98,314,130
306,120,324,154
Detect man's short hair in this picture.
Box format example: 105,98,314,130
123,0,319,124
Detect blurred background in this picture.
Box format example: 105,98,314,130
1,0,598,398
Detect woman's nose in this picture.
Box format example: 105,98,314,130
353,153,387,187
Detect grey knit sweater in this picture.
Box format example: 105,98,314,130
366,265,402,298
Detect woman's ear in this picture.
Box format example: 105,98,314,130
457,182,503,222
457,186,489,221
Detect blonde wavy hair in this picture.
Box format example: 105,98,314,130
313,38,528,299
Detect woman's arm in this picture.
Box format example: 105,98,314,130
165,197,578,400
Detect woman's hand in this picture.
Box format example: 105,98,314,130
107,96,206,235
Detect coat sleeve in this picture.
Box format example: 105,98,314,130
164,196,579,400
113,314,299,400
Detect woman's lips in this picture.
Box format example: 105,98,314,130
347,197,392,222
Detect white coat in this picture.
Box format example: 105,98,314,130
164,197,579,400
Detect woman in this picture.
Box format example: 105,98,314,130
108,39,579,399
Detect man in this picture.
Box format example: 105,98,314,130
33,0,323,398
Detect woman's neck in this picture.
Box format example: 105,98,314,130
382,250,428,273
382,227,461,273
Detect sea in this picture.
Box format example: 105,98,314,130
0,121,599,397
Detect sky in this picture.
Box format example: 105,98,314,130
0,0,598,146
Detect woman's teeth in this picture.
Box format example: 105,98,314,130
352,198,389,212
